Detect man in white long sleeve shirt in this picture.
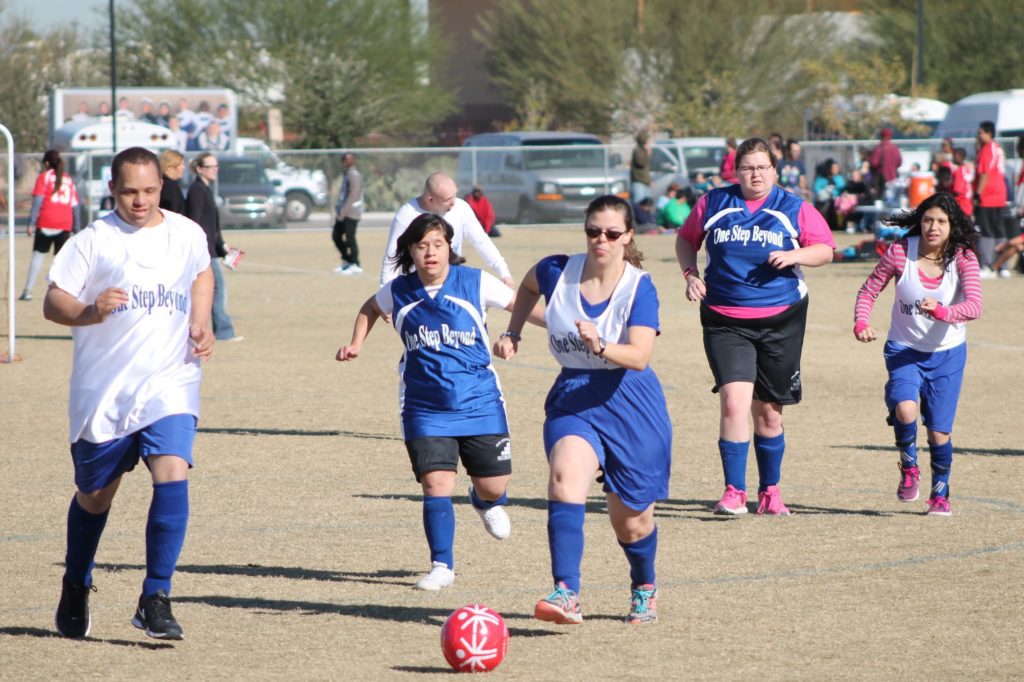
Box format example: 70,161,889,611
380,173,514,287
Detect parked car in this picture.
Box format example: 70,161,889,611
215,156,287,229
237,137,329,222
456,131,629,224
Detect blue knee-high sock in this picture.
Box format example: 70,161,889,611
894,420,918,468
929,441,953,498
547,501,585,593
754,432,785,493
719,439,750,491
619,526,657,588
143,480,189,597
422,496,455,569
64,496,109,586
469,486,507,510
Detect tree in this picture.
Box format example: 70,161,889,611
115,0,455,147
864,0,1024,104
0,4,95,151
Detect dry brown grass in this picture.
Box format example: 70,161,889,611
2,226,1022,680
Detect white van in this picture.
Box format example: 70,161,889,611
935,90,1024,139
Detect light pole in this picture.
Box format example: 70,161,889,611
109,0,117,153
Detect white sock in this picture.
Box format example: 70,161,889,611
23,252,45,293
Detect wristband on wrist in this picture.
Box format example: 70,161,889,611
683,266,699,279
500,331,522,342
595,337,607,357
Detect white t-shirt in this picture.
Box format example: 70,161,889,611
374,269,513,316
379,197,512,285
48,210,212,443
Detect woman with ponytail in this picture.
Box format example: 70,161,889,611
20,150,80,301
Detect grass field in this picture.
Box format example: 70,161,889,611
2,225,1022,680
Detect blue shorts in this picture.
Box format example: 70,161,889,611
883,341,966,434
543,367,672,511
70,414,197,493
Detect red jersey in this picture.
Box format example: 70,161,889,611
32,170,79,231
974,141,1006,207
952,163,975,217
465,192,495,233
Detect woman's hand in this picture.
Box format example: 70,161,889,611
493,335,517,360
575,319,601,354
854,326,877,343
919,297,939,314
336,344,361,361
685,274,706,302
767,250,800,270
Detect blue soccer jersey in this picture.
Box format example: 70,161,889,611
702,184,807,307
382,266,510,439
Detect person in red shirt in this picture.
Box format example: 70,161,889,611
869,128,902,201
19,149,80,301
719,137,738,184
974,121,1008,276
466,185,500,237
951,147,975,220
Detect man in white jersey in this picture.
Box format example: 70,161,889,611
44,147,215,641
379,172,514,287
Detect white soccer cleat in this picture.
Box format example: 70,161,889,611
470,487,511,540
415,561,455,591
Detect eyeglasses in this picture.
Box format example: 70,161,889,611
584,227,626,241
737,165,773,176
201,164,219,169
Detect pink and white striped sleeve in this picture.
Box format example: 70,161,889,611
931,249,984,324
853,240,905,333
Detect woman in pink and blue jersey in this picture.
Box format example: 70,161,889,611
854,192,983,515
676,137,834,516
495,195,671,626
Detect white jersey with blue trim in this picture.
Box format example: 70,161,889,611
545,253,646,370
379,265,512,439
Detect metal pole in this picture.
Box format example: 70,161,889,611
2,123,16,363
109,0,117,153
916,0,925,87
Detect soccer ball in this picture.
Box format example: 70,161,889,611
440,604,509,673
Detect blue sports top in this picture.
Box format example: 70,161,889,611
385,265,509,439
702,184,807,307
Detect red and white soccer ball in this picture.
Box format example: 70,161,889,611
440,604,509,673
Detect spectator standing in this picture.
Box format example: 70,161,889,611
70,102,91,123
214,104,232,140
139,99,161,125
778,139,807,198
115,97,135,120
44,146,214,640
951,148,975,220
630,129,653,203
186,152,241,341
869,128,903,202
157,101,173,127
197,121,231,152
167,117,188,154
19,150,80,301
176,99,198,148
974,121,1008,277
332,153,365,275
720,137,738,184
466,185,499,237
158,150,187,214
380,173,512,287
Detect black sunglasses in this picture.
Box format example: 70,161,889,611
584,227,626,241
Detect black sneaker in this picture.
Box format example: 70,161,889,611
55,578,96,638
131,591,183,640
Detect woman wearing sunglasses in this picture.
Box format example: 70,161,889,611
494,195,671,626
675,137,834,516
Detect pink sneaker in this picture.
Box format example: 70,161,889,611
926,496,951,516
713,485,748,515
756,485,791,515
897,464,920,502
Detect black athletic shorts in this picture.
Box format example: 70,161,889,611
700,296,809,405
405,434,512,482
32,229,70,254
975,206,1007,240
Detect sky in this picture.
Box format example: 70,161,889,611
5,0,106,31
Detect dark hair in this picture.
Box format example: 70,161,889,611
583,195,644,267
979,120,996,137
736,137,778,169
42,149,64,193
110,146,160,185
935,166,953,193
952,147,967,164
191,152,216,174
882,192,976,270
391,213,466,274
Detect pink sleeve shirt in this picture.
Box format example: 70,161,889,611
679,191,835,318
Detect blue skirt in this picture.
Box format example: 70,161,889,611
543,366,672,510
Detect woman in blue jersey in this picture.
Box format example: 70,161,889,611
676,137,834,516
494,195,671,626
337,213,519,592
